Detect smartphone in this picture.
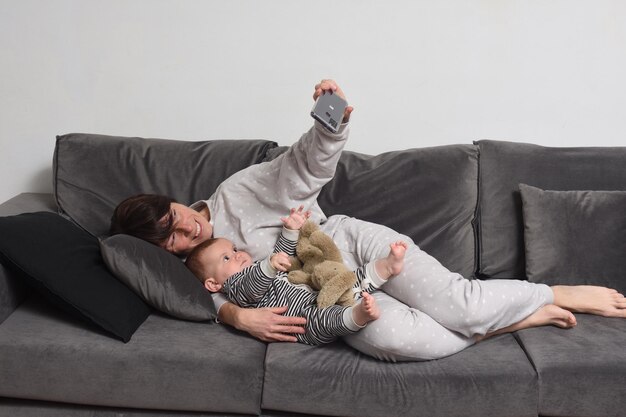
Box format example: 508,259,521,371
310,92,347,133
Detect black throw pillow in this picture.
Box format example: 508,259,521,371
0,212,151,342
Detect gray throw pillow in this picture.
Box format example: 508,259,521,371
520,184,626,293
476,140,626,280
100,234,216,321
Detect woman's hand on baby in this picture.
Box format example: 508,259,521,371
313,79,354,123
234,305,306,342
270,252,291,272
281,205,311,230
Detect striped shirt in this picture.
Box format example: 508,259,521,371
223,230,380,345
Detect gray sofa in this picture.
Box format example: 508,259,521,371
1,133,625,417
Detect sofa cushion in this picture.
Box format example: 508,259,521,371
54,133,277,238
476,140,626,279
262,335,537,417
520,184,626,293
317,144,479,278
0,212,150,342
0,297,267,414
515,315,626,417
100,234,216,321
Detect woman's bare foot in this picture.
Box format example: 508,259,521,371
524,304,578,329
375,241,408,279
552,285,626,318
352,292,380,327
475,304,576,342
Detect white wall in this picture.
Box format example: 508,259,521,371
2,0,625,204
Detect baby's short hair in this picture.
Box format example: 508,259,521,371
185,238,220,284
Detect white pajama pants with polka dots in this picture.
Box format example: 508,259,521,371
321,215,553,362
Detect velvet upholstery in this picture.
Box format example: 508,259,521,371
100,234,216,321
268,145,479,278
0,398,328,417
0,297,266,415
2,136,626,416
0,194,56,325
520,184,626,293
54,133,277,238
0,398,255,417
262,335,538,417
0,212,151,342
515,315,626,417
476,140,626,279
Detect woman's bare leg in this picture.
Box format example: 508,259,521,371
552,285,626,318
476,304,577,342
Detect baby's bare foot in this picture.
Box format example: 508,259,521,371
388,241,408,275
375,241,408,279
352,292,380,327
553,285,626,318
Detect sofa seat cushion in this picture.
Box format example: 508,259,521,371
515,315,626,417
0,297,266,415
262,335,538,417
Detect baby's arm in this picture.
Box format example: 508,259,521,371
274,206,308,257
270,252,291,272
223,262,277,308
281,205,311,231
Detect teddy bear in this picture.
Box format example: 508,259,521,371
286,220,357,308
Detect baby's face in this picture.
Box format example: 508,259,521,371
202,238,253,285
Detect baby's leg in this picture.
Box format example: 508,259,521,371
374,241,408,280
351,292,380,327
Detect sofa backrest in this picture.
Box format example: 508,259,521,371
55,135,480,278
50,133,626,283
475,140,626,279
54,133,276,238
267,144,480,279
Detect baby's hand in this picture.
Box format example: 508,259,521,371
281,205,311,230
270,252,291,272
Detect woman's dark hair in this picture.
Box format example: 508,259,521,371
109,194,177,246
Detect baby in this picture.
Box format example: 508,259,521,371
185,206,407,346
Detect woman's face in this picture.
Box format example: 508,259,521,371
161,203,213,255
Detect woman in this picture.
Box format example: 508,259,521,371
111,80,626,361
